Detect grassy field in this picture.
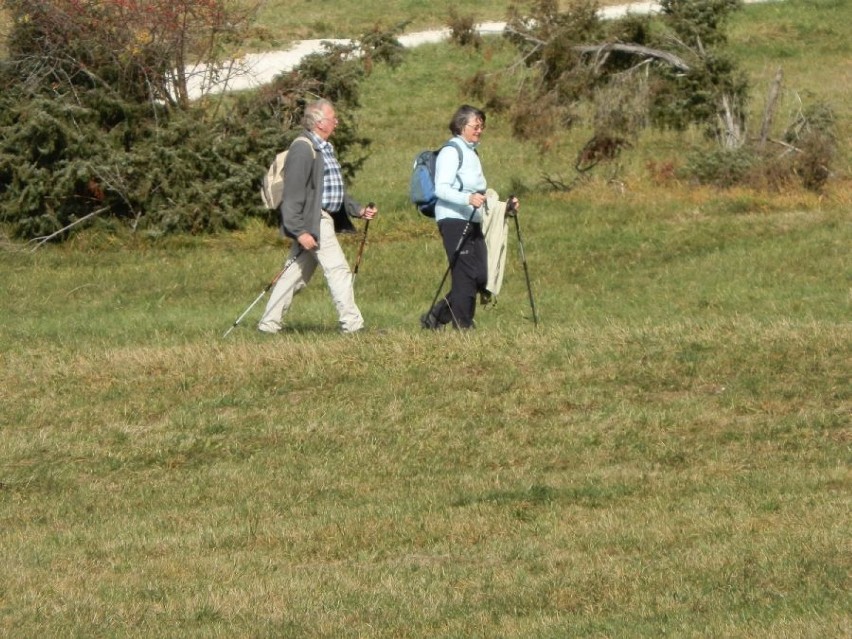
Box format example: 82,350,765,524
0,0,633,49
250,0,635,42
1,0,850,637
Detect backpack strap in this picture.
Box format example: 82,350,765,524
289,135,317,186
440,140,465,191
292,135,316,158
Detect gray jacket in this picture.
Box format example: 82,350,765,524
279,131,361,240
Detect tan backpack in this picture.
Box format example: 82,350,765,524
260,136,315,210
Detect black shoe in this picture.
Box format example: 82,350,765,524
420,311,440,330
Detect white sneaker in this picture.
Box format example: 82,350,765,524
257,322,280,334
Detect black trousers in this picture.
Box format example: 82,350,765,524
431,218,487,329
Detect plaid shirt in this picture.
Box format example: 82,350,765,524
309,132,344,212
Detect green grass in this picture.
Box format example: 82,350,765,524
728,0,852,173
1,1,851,637
249,0,633,43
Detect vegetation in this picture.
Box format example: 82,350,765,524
0,1,410,241
0,3,850,634
476,0,838,190
2,193,848,637
1,0,846,242
246,0,636,43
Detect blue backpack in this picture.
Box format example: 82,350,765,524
409,141,463,218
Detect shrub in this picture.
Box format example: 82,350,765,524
679,97,837,193
783,102,837,192
448,9,483,50
681,147,756,188
0,1,403,241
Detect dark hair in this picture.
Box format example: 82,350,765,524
449,104,486,136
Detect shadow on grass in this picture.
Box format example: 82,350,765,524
452,482,639,509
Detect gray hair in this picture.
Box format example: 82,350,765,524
302,99,334,130
449,104,486,136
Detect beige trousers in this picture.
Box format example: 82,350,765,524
258,212,364,333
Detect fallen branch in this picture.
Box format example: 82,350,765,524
28,207,109,251
541,171,592,193
574,43,690,72
759,67,784,149
767,137,802,155
501,27,692,74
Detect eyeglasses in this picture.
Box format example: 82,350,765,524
465,122,485,132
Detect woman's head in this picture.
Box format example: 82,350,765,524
449,105,486,141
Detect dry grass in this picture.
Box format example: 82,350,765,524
2,315,849,635
2,1,851,636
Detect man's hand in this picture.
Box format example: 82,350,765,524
297,232,317,250
361,202,378,220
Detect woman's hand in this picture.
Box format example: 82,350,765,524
469,192,486,208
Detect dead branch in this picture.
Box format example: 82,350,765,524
28,207,110,251
717,93,744,149
503,26,546,48
759,67,784,149
767,137,802,155
575,43,691,72
502,27,691,73
541,171,592,193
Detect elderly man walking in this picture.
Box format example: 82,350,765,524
257,99,377,334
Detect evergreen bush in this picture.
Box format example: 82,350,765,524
0,1,402,241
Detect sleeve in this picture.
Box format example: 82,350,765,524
279,139,315,238
342,191,362,218
434,144,470,207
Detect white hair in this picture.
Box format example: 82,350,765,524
302,99,334,130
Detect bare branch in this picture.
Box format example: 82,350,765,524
503,25,546,48
759,67,784,149
503,24,691,72
28,207,110,251
717,93,745,149
575,43,691,72
767,137,802,155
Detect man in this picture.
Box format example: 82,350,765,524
258,99,377,334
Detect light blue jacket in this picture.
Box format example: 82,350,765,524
434,136,487,223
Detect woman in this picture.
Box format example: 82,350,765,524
421,105,516,330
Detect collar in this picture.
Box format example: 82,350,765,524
454,134,478,150
306,130,328,150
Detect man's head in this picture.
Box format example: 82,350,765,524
303,99,338,140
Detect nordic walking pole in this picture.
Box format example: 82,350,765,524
351,202,374,283
508,196,539,326
223,249,303,338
